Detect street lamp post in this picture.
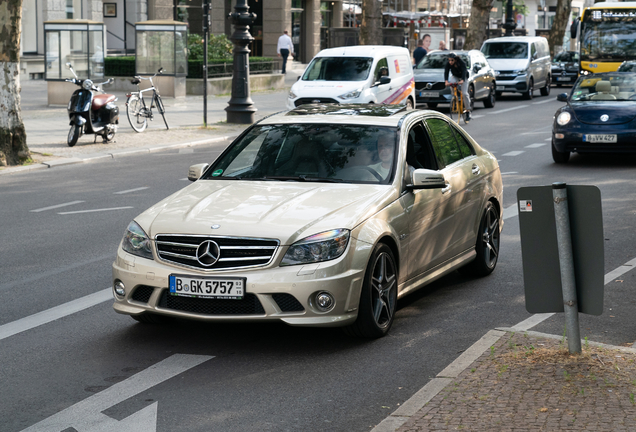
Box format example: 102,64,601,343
225,0,257,124
502,0,517,36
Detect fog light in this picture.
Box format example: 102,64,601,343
315,291,335,312
114,280,126,298
554,133,565,139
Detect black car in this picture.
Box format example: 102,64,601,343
618,60,636,72
552,73,636,163
551,51,579,87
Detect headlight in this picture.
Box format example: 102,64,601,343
513,69,528,76
289,90,297,99
338,89,362,100
495,70,501,76
556,111,571,126
82,79,93,90
121,221,153,260
281,229,350,266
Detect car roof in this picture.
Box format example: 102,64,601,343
259,104,414,127
314,45,410,58
483,36,545,43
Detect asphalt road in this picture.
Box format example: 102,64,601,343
2,89,635,432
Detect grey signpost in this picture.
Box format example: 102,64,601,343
517,183,604,354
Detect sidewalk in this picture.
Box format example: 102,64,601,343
1,63,305,175
374,329,636,432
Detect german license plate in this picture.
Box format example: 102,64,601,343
419,91,438,97
169,275,245,299
583,134,617,143
556,77,571,81
496,85,506,91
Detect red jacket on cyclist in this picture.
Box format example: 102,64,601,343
444,52,471,121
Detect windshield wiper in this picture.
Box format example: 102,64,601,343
263,175,344,183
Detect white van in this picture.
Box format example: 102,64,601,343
480,36,551,100
287,46,416,110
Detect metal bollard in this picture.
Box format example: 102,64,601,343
552,182,582,354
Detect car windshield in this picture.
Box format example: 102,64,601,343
570,74,636,101
618,62,636,72
203,124,398,184
416,53,470,69
553,51,578,63
302,57,374,81
481,42,528,59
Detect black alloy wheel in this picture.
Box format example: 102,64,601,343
541,75,551,96
523,78,534,100
344,243,398,338
459,201,500,277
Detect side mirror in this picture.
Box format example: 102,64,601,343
188,163,210,181
65,62,72,69
473,64,482,73
108,78,114,84
557,93,569,102
379,76,391,85
406,169,446,190
297,76,300,81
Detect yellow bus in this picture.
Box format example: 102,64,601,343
579,1,636,74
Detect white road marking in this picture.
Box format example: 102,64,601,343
470,114,485,119
532,98,556,105
521,131,551,135
501,151,525,156
30,200,85,213
179,178,189,181
501,171,518,175
503,204,518,220
114,187,149,195
20,354,213,432
489,105,529,114
58,206,134,215
0,288,112,341
544,138,552,141
525,143,546,148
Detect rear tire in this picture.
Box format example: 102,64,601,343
552,139,570,163
67,125,80,147
343,243,398,338
459,201,500,277
127,95,148,133
467,85,475,111
540,75,551,96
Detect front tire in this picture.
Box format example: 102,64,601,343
459,202,500,277
552,139,570,163
523,78,534,100
127,95,148,133
467,85,475,111
405,98,414,110
67,125,80,147
343,243,398,338
540,75,551,96
483,85,496,108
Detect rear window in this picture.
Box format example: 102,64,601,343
481,42,529,59
302,57,373,81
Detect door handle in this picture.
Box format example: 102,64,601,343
441,183,451,194
472,164,481,175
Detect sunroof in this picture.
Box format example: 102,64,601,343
286,104,406,117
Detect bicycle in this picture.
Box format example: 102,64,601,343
126,68,169,133
448,82,470,125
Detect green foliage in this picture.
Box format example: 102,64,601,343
187,33,233,60
104,56,136,77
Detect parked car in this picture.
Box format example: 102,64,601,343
552,73,636,163
414,49,497,110
481,36,551,99
287,46,415,110
112,104,503,338
617,60,636,72
551,50,579,86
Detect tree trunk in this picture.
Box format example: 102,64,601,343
548,0,571,57
465,0,494,51
360,0,382,45
0,0,30,167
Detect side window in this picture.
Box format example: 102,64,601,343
531,43,537,59
406,122,438,170
424,118,463,168
374,58,389,82
449,124,475,158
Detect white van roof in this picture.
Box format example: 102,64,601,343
315,45,410,58
483,36,547,43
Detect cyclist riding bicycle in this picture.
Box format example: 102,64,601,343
444,52,471,122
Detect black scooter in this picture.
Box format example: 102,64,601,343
65,62,119,147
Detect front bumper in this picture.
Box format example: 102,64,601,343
494,76,529,93
112,237,373,327
552,70,578,85
553,129,636,153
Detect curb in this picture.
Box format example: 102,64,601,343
371,328,636,432
0,134,238,177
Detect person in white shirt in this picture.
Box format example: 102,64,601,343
277,30,294,74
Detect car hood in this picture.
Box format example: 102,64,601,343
414,69,445,81
136,181,395,245
487,58,529,71
570,101,636,125
552,62,578,71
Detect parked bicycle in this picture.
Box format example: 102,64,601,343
126,68,169,132
448,82,469,125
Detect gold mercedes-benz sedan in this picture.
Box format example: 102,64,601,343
112,104,503,338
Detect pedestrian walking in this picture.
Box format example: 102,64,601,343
412,39,426,66
277,30,294,74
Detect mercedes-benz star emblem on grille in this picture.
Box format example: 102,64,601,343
600,114,609,122
426,83,433,89
196,240,221,267
312,99,321,103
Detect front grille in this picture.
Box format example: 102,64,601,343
131,285,155,303
497,76,517,81
158,290,265,315
272,293,305,312
155,235,279,270
415,81,445,91
295,98,338,106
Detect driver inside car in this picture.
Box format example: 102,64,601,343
368,133,395,180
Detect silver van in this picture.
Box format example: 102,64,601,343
481,36,551,99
